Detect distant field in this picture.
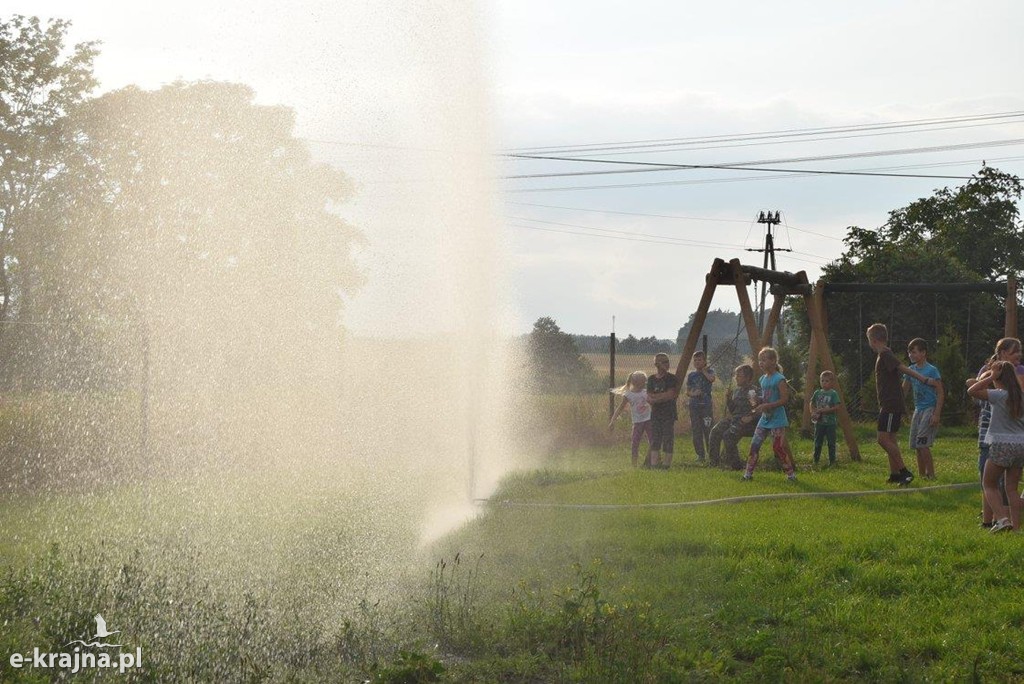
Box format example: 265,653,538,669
583,353,684,375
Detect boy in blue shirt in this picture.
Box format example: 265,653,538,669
685,351,716,463
902,338,944,480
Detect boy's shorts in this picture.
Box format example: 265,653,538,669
877,412,902,434
650,414,675,453
909,407,938,449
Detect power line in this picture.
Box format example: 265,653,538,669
507,217,831,265
503,138,1024,180
504,155,1024,193
303,117,1024,161
299,110,1024,159
525,119,1024,159
509,202,755,223
507,201,846,241
509,110,1024,154
506,165,973,192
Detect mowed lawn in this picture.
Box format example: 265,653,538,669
424,427,1024,681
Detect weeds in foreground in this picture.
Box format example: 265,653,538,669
424,552,487,654
0,545,693,682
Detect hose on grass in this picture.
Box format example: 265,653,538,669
476,481,978,511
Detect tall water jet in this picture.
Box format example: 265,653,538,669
2,1,518,620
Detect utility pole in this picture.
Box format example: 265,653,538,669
746,210,792,331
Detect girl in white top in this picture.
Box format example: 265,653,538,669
968,360,1024,532
610,371,653,467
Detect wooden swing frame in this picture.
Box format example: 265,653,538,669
675,257,1018,462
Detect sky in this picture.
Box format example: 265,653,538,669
10,0,1024,340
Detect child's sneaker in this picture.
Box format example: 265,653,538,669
741,472,753,481
991,518,1013,533
898,470,914,487
886,472,901,484
787,473,797,482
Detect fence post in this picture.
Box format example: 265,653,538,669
609,331,616,418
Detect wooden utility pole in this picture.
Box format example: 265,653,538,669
746,210,791,335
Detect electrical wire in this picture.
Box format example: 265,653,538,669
507,201,754,223
506,202,847,242
522,119,1024,158
507,218,831,266
509,110,1024,154
503,138,1024,180
503,154,1024,193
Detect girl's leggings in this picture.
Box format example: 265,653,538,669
631,420,653,462
746,426,795,475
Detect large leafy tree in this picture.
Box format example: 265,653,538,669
793,167,1021,416
51,81,362,398
856,166,1024,279
0,15,97,350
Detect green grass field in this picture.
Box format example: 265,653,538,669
424,427,1023,681
3,423,1022,682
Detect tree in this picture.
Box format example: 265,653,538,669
0,76,365,432
676,308,751,356
791,167,1019,417
864,166,1023,280
931,325,969,425
0,15,97,354
617,334,673,354
528,317,591,390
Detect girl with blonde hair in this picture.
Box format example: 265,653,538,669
609,370,652,467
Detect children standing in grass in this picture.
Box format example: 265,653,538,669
810,370,842,467
743,347,796,482
865,323,940,487
902,338,943,480
968,360,1024,533
609,371,652,467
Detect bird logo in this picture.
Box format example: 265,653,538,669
93,614,120,640
63,614,122,648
